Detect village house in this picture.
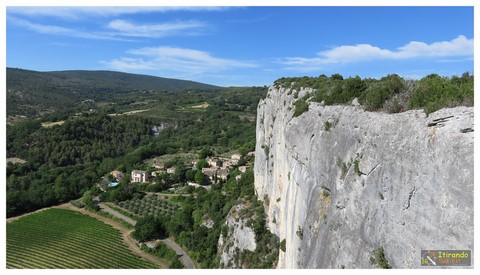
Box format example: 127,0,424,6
166,167,176,174
222,160,232,168
202,167,217,174
231,153,241,160
217,168,229,180
206,157,221,168
247,151,255,156
202,167,217,183
152,159,164,170
238,166,248,173
131,170,149,183
231,153,241,165
110,170,124,182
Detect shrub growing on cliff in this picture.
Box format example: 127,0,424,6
336,158,350,180
409,73,473,114
274,72,473,115
324,121,333,132
362,84,390,111
354,159,362,176
279,239,286,252
293,98,309,117
372,246,391,269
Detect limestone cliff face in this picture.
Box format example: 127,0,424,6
217,203,257,268
254,86,474,268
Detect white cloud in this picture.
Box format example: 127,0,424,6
7,7,229,20
8,16,208,40
106,57,156,70
436,57,473,63
396,36,473,58
103,46,257,75
7,16,129,41
281,35,473,69
106,19,208,38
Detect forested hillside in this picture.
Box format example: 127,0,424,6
7,68,221,118
6,86,266,217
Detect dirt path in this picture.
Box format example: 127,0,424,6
100,203,137,225
55,204,168,268
100,203,196,269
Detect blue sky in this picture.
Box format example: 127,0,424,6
6,6,474,86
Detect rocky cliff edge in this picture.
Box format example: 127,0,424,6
254,85,474,268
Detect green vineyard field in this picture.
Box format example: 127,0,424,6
6,208,158,269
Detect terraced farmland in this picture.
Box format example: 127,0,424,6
7,208,159,269
116,195,180,219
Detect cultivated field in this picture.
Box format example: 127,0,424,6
116,194,180,219
6,208,159,269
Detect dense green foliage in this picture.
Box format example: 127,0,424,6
162,174,254,268
82,190,100,211
409,73,474,114
293,97,309,117
6,114,154,217
141,242,179,266
133,216,167,242
169,257,185,269
275,72,473,114
166,168,278,268
279,239,286,252
7,68,220,117
6,208,158,268
7,114,153,166
6,85,266,217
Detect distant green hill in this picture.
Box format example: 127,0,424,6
7,68,221,118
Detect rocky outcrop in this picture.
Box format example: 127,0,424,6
217,203,257,268
254,85,474,268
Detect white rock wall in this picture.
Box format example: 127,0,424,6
254,85,474,268
218,203,257,268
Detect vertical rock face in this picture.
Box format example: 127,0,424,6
218,203,257,268
254,86,474,268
